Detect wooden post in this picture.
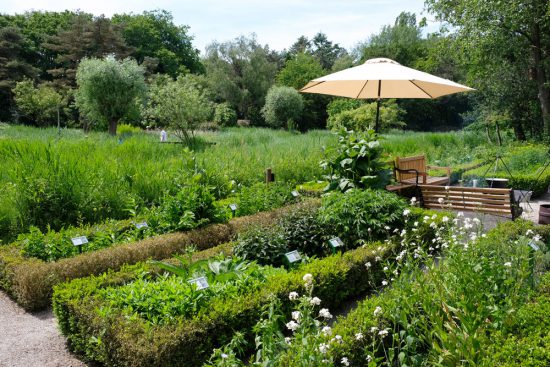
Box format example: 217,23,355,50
265,168,275,184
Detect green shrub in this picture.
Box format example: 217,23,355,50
327,99,405,132
261,86,304,129
318,189,407,247
116,123,142,137
321,129,392,192
213,102,238,127
233,226,289,266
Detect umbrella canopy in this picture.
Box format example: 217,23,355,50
300,57,474,132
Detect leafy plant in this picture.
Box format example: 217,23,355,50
321,129,391,192
233,225,289,266
261,86,304,129
318,189,407,247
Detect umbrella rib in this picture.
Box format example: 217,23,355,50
355,80,369,99
409,80,433,98
299,81,324,92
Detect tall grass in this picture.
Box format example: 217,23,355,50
0,126,334,241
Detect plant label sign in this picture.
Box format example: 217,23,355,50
71,236,88,246
135,221,148,229
284,250,301,264
188,277,209,290
528,240,540,251
291,190,301,198
229,204,238,212
329,237,344,250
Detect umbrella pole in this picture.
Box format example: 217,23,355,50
374,98,380,133
374,80,381,133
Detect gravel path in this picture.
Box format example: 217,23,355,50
0,291,87,367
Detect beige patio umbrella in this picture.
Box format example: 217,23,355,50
300,57,474,132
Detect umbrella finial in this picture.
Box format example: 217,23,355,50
364,58,400,65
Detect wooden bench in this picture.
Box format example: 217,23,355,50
418,185,520,219
395,154,451,186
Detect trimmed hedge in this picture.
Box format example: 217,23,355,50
53,241,393,366
482,272,550,367
0,201,318,311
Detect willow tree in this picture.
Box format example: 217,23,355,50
75,56,145,135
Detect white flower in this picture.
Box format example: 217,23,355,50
533,234,542,242
403,209,411,216
457,212,464,217
286,320,299,331
322,326,332,336
310,297,321,306
414,221,419,227
442,216,449,222
410,197,417,205
526,229,534,236
331,335,343,344
284,337,291,345
365,261,372,269
341,357,350,366
473,218,481,224
504,262,512,267
438,197,444,204
367,140,380,148
445,186,450,190
383,266,388,271
221,353,228,359
382,280,388,286
374,306,382,316
384,225,391,230
303,273,313,284
366,354,373,362
378,329,389,338
289,292,299,301
292,311,301,321
319,308,333,319
355,332,364,340
318,343,329,354
432,214,437,219
375,256,382,262
370,326,379,333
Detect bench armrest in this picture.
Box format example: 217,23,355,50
426,165,451,177
395,168,421,185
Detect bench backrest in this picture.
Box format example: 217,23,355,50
395,154,426,182
418,185,517,218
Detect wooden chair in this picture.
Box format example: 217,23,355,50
395,154,451,186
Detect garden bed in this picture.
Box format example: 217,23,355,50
0,201,317,311
52,189,449,366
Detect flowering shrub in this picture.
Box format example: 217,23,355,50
319,219,548,366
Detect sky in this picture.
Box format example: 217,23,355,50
2,0,438,53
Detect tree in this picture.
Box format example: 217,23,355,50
203,35,278,124
112,10,203,77
276,52,327,129
142,75,213,145
310,32,346,70
261,86,304,129
44,14,131,88
357,12,427,66
0,11,76,80
75,56,146,135
426,0,550,139
0,26,38,120
13,80,64,126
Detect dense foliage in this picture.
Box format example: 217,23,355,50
321,129,392,192
75,56,146,134
261,86,304,129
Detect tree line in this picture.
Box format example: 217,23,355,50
0,1,548,141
